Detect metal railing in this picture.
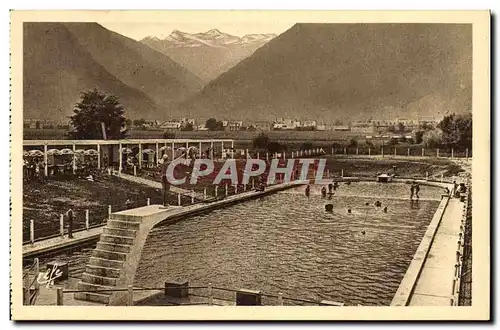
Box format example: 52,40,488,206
23,258,40,305
56,282,346,307
451,181,471,306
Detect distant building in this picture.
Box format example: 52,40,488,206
226,121,243,131
159,120,182,130
302,120,317,128
273,118,300,130
248,121,271,131
351,121,375,133
333,125,350,131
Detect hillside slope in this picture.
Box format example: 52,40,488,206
180,23,472,122
23,23,203,121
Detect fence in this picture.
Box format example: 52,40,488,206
451,181,472,306
56,282,346,307
23,258,40,305
330,146,471,159
458,185,472,306
23,197,157,244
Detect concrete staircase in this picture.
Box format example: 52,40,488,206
74,214,140,304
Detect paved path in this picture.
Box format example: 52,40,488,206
23,226,103,258
407,197,464,305
118,172,206,200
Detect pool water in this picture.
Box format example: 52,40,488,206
134,182,443,305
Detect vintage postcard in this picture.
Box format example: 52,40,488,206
10,10,490,320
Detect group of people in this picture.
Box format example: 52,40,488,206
305,181,340,199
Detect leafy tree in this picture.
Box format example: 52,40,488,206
205,118,224,131
387,125,396,133
35,121,41,129
125,119,132,126
253,132,270,150
437,113,472,149
348,138,358,148
268,141,285,153
181,122,194,131
247,125,256,131
133,118,146,129
414,131,424,144
397,122,405,133
365,140,374,148
69,89,127,139
387,138,398,147
300,141,314,150
423,129,443,148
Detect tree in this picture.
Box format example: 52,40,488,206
253,132,270,150
69,89,127,139
181,122,194,131
414,131,424,144
423,129,443,148
133,118,146,129
397,122,405,133
348,138,358,148
387,125,396,133
300,141,314,150
437,113,472,149
35,121,41,129
387,138,398,147
205,118,224,131
268,141,285,153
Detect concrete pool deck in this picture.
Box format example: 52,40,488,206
391,196,465,306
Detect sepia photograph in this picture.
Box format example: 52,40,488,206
9,10,490,321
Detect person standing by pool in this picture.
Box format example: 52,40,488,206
160,154,171,208
415,183,420,199
321,186,327,198
410,183,415,200
305,184,311,197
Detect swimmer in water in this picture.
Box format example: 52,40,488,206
328,183,333,194
365,202,369,206
361,230,366,235
375,201,382,207
321,186,327,198
305,185,311,197
383,206,388,213
347,208,352,214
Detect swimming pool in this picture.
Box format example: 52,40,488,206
133,182,443,305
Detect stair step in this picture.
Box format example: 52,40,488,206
107,219,140,230
96,241,131,253
89,256,124,269
77,281,115,293
81,272,118,286
85,264,121,278
110,214,142,222
74,291,110,304
92,249,127,261
103,227,137,238
100,234,134,245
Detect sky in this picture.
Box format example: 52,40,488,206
100,22,295,40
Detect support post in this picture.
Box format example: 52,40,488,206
56,287,64,306
97,143,101,169
85,210,89,230
465,148,468,159
199,142,202,158
171,142,175,161
231,141,234,159
381,146,384,157
204,188,207,199
422,148,425,157
234,184,238,194
191,190,195,204
344,147,347,155
43,144,48,177
368,148,371,156
257,152,260,160
72,144,76,174
225,184,228,197
177,193,181,206
138,143,142,169
341,169,344,178
133,165,137,176
451,148,454,158
67,210,73,239
128,285,133,306
437,148,440,157
266,153,269,161
108,205,112,218
356,148,359,155
394,148,396,156
331,148,334,155
215,186,218,198
208,283,213,306
408,148,410,157
221,141,224,160
30,220,34,244
147,198,150,206
119,143,123,174
59,214,64,236
251,179,255,190
34,258,39,291
277,292,283,306
155,143,159,165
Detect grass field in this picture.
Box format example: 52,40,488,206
22,175,191,242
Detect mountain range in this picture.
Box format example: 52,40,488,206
180,23,472,123
141,29,276,82
23,22,203,121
